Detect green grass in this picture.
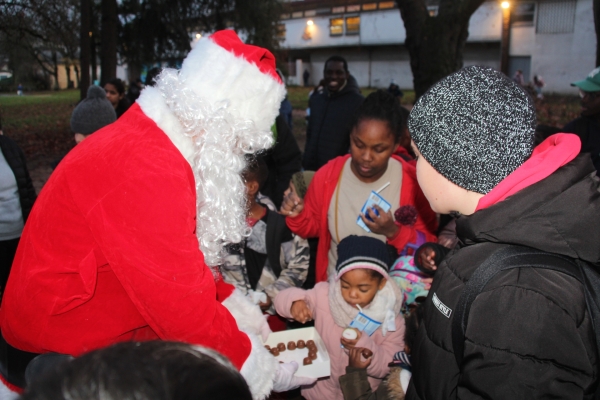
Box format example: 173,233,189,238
0,90,79,158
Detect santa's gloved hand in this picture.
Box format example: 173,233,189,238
272,361,317,392
259,314,271,342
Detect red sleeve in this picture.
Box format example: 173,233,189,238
85,170,251,370
285,164,329,239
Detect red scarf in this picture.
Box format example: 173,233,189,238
476,134,581,211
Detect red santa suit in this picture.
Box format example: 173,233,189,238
0,31,290,399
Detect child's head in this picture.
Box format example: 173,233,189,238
335,235,393,309
349,90,406,183
285,170,315,200
242,155,268,200
70,85,117,143
408,66,536,215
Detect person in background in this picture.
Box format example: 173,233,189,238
17,84,23,96
533,75,545,99
274,235,405,400
104,78,131,118
71,86,117,144
512,69,524,86
282,90,437,283
303,69,310,87
259,113,302,210
220,156,309,332
126,78,143,104
407,65,599,400
51,86,117,170
563,67,600,176
302,56,364,171
21,341,253,400
0,115,36,297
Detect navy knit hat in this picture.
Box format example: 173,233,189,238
408,66,536,194
70,85,117,135
335,236,393,280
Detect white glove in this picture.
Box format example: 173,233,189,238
272,361,317,392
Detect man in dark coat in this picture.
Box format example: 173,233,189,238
563,67,600,176
302,56,363,171
407,66,600,399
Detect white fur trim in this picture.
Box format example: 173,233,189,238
179,35,286,133
222,288,270,337
240,330,278,400
400,368,412,394
137,88,195,166
0,379,19,400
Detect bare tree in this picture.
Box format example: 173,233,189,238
396,0,485,98
595,0,600,66
100,0,117,84
0,0,80,90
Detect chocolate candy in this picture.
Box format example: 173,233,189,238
306,340,315,348
270,348,280,356
308,350,317,360
287,341,296,350
296,340,306,349
264,345,271,351
277,343,286,352
361,349,373,358
303,357,312,365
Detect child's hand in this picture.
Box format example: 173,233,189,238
417,246,437,272
340,329,362,349
290,300,312,323
280,190,304,217
348,347,373,369
360,205,399,239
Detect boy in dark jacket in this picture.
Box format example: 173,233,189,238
406,66,600,399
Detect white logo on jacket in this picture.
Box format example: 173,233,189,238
432,292,452,318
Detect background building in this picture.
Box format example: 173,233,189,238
279,0,594,94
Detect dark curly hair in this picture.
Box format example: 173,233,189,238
106,78,125,95
351,89,405,143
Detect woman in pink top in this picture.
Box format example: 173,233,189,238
274,235,405,399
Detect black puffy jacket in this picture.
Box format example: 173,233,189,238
0,135,36,222
407,155,600,400
302,78,363,171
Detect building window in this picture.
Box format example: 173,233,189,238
276,24,286,39
304,9,316,17
427,5,439,17
330,18,344,36
346,16,360,35
537,0,576,34
280,13,290,20
292,11,303,18
511,3,535,24
347,5,360,12
332,6,345,13
379,1,395,9
316,8,330,15
363,3,377,11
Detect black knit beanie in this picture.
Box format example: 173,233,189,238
335,235,392,279
70,85,117,135
408,66,536,194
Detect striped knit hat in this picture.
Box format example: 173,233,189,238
335,235,393,280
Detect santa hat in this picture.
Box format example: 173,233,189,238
178,30,285,133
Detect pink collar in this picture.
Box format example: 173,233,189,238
475,134,581,212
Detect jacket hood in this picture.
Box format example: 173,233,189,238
457,155,600,265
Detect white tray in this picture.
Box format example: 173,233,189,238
263,326,330,379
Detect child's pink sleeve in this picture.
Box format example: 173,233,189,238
273,283,322,320
354,315,406,378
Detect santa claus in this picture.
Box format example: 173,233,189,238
0,30,314,398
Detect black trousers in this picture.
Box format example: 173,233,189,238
0,237,19,291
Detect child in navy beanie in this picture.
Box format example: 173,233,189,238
273,235,405,400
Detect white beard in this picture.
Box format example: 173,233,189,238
155,69,274,269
